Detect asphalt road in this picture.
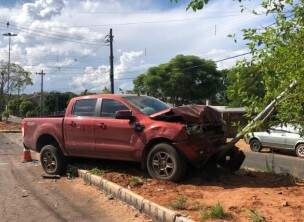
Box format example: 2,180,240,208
0,133,148,222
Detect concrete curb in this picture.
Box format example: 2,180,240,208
0,130,21,133
78,169,194,222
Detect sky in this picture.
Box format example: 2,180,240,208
0,0,274,94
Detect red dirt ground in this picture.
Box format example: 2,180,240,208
82,155,304,222
0,121,20,130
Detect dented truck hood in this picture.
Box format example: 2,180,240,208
150,105,222,124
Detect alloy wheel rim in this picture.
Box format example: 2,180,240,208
151,151,174,178
42,150,57,172
252,141,260,151
298,146,304,156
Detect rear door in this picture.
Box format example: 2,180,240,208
260,127,286,149
94,98,136,160
64,98,97,156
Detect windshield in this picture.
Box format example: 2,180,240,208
123,96,171,115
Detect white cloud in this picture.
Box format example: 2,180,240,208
22,0,65,20
71,50,146,92
0,0,270,94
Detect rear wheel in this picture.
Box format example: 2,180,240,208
250,139,262,152
40,145,67,175
295,144,304,158
147,143,187,182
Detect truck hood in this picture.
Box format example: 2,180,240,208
150,105,223,125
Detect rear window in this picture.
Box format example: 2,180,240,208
73,99,97,116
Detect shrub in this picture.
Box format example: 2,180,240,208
200,202,231,221
89,168,106,176
2,110,9,122
26,110,37,117
248,209,266,222
129,176,144,187
168,195,188,210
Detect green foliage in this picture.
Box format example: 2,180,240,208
248,209,266,222
0,63,33,116
7,98,23,116
228,1,304,129
227,64,265,107
128,176,144,187
19,100,35,117
200,202,231,221
44,91,76,115
25,110,37,117
2,110,9,121
168,195,188,210
89,168,106,176
133,55,225,105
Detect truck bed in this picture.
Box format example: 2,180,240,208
22,117,65,152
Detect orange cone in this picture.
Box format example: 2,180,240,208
23,148,32,162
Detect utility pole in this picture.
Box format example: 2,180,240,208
36,70,46,116
3,22,18,96
105,28,114,93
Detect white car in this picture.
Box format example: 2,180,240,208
244,124,304,158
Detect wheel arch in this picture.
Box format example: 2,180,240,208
295,141,304,149
249,137,261,145
36,134,61,153
141,137,185,169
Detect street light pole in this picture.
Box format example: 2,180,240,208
2,32,18,95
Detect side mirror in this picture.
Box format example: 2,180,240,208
266,129,271,134
115,110,134,120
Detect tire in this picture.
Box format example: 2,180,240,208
147,143,187,182
40,145,67,175
250,139,262,152
295,144,304,158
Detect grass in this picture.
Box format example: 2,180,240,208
128,176,144,187
89,168,106,176
168,195,188,210
248,209,266,222
200,202,231,221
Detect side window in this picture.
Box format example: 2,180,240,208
73,99,97,117
101,99,129,118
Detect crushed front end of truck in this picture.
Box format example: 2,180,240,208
150,105,245,172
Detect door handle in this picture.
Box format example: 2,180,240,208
70,121,77,127
97,123,107,129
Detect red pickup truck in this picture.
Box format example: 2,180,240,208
22,94,244,181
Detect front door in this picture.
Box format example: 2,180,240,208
64,98,97,156
94,98,136,160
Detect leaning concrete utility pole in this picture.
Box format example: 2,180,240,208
220,80,298,154
3,22,18,95
36,70,46,116
105,28,114,93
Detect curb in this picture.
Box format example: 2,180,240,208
0,130,21,133
78,170,194,222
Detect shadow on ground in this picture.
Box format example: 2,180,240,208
68,156,300,189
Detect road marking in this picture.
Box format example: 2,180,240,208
0,162,8,165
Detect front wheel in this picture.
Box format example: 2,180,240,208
250,139,262,152
40,145,67,175
295,144,304,158
147,143,187,182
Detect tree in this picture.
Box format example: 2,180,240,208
44,91,76,115
19,100,35,117
227,64,265,107
7,98,23,116
133,55,224,106
0,63,32,120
